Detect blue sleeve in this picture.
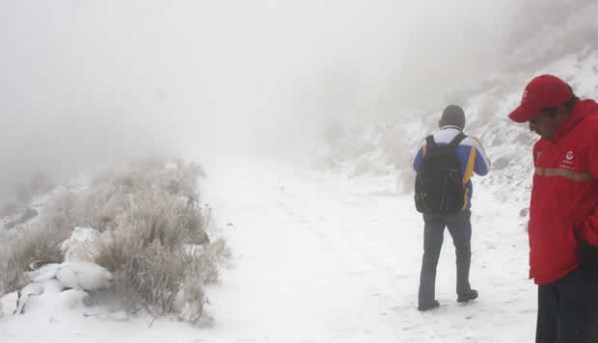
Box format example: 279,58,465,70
473,149,490,176
413,147,424,172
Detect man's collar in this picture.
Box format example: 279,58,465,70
440,125,463,131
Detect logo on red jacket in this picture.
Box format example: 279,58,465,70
560,150,575,169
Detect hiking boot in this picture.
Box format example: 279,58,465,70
457,289,478,303
418,300,440,311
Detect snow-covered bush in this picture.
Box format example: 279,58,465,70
92,195,227,320
94,231,191,317
0,156,229,324
0,222,71,293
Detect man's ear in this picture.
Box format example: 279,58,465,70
556,105,571,118
548,106,568,119
542,107,559,119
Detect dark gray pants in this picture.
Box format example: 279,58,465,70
536,267,598,343
418,209,472,305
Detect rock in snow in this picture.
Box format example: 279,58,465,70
30,261,113,292
59,226,102,262
4,261,113,315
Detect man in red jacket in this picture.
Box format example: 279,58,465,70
508,74,598,342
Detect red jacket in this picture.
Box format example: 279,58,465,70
528,99,598,285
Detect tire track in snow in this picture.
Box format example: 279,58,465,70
267,170,470,342
201,158,537,342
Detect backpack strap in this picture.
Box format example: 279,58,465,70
423,135,436,157
425,135,436,147
448,132,466,149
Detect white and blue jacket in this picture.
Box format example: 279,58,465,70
412,125,491,210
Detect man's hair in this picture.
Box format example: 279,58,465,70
439,105,465,129
564,95,578,109
541,95,578,118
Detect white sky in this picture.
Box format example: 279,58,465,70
0,0,549,202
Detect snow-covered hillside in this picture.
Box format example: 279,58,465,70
315,48,598,213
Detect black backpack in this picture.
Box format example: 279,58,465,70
414,132,466,214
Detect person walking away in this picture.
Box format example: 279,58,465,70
412,105,491,311
507,74,598,342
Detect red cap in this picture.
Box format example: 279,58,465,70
508,74,573,123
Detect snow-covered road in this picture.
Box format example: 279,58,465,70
198,157,536,342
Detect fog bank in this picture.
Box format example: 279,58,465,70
0,0,586,205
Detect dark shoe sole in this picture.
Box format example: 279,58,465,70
418,300,440,311
457,290,478,303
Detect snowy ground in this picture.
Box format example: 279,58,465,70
1,156,536,342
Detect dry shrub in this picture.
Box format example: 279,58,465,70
72,185,129,232
95,233,188,315
93,208,227,319
1,156,225,324
84,157,223,320
114,190,205,247
81,157,204,232
40,192,78,231
186,239,231,284
0,223,71,293
175,275,206,324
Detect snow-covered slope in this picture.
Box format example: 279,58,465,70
315,48,598,215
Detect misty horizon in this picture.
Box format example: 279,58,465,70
0,0,590,206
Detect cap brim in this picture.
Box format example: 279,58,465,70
508,104,540,123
